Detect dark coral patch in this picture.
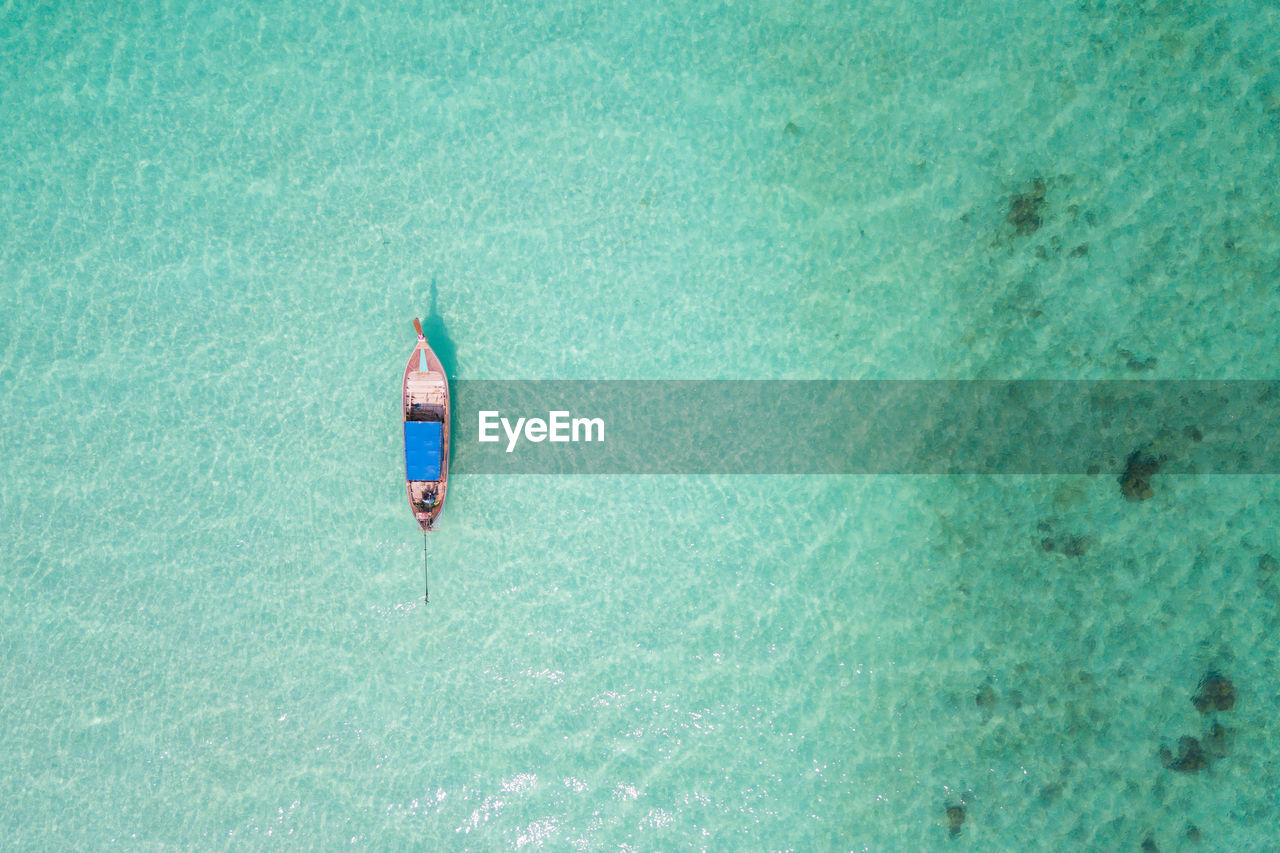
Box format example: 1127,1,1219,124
1192,672,1235,713
1037,783,1063,804
1160,736,1207,774
1008,179,1047,235
946,803,966,838
1119,349,1158,371
1119,450,1164,501
1041,535,1090,557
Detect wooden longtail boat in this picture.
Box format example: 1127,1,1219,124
403,318,449,531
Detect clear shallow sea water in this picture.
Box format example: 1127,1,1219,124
3,0,1279,849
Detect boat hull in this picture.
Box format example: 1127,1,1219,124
402,331,449,530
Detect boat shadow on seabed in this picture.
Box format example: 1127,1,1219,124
419,276,457,418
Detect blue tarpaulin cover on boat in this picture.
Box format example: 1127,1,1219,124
404,420,442,481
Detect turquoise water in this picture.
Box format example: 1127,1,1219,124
4,0,1280,849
